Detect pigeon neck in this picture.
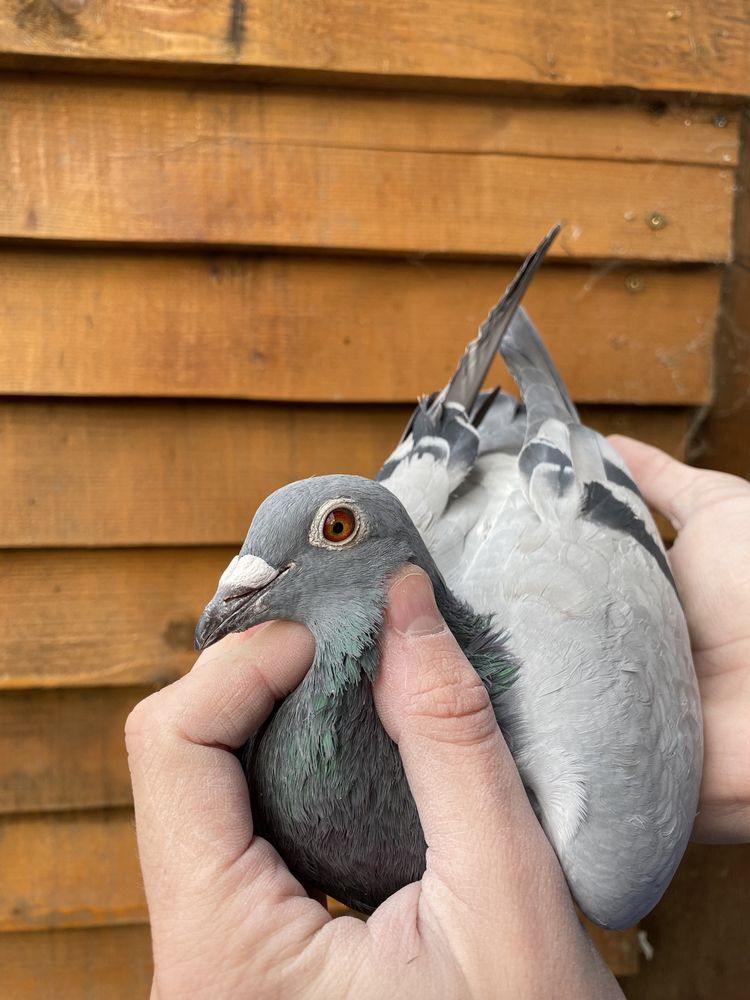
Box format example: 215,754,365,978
303,578,518,712
433,581,520,708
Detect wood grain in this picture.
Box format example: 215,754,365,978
0,249,719,404
0,548,233,688
0,81,737,165
0,400,693,549
0,808,146,932
0,687,149,811
0,925,153,1000
697,263,750,479
697,115,750,479
1,2,749,99
0,400,407,547
0,76,735,261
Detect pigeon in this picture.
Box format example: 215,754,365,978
195,227,703,930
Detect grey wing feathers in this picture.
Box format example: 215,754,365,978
499,308,676,592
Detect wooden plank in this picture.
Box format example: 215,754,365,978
1,81,737,167
0,687,149,812
0,400,407,547
0,249,719,405
1,2,749,99
0,400,693,549
0,925,153,1000
0,548,233,689
698,263,750,479
698,113,750,478
737,111,750,269
0,808,146,932
0,77,734,262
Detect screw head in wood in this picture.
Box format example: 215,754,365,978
625,274,645,293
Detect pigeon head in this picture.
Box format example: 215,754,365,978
195,474,436,651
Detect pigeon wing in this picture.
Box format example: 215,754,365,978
451,308,702,929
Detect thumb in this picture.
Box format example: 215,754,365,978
372,567,548,898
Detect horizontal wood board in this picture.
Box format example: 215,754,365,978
0,401,693,548
0,76,735,261
0,808,145,932
2,82,739,165
0,250,719,404
0,547,233,688
0,925,153,1000
0,687,150,813
1,2,749,99
698,115,750,479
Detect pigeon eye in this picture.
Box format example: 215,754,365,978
323,507,357,543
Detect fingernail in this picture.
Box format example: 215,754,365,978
386,571,445,636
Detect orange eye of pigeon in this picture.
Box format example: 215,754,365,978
323,507,357,543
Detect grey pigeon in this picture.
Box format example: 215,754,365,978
195,228,702,930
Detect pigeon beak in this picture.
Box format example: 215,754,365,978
194,554,291,651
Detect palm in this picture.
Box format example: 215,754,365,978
668,484,750,841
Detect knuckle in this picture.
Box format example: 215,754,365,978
124,689,169,749
408,653,496,747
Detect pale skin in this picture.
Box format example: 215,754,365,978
126,437,750,998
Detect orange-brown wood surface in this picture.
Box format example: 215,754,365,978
2,2,749,99
0,76,735,261
0,249,719,404
0,401,692,549
0,808,145,932
0,687,149,812
0,548,232,688
4,84,738,166
0,925,153,1000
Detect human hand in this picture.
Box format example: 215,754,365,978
126,568,621,999
611,436,750,843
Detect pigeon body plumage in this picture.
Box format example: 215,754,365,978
196,229,703,930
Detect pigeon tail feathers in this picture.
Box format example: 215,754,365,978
432,224,561,421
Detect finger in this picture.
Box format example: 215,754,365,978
126,621,315,898
372,568,552,902
609,435,717,530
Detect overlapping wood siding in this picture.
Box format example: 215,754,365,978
1,2,748,996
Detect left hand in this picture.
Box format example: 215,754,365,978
611,435,750,843
127,569,621,999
